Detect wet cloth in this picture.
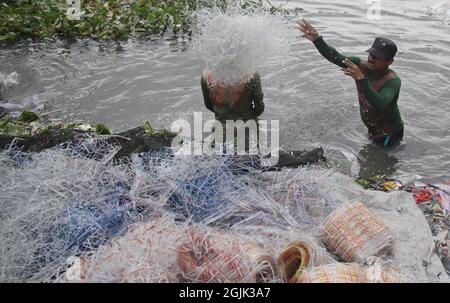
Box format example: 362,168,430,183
201,69,264,123
313,37,404,144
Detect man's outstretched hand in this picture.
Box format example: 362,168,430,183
296,19,320,42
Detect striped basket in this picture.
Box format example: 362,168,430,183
277,241,312,283
177,227,277,283
320,201,395,263
298,263,367,283
298,263,403,283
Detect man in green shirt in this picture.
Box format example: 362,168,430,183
297,19,404,148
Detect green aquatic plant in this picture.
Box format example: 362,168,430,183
18,111,39,123
355,175,385,189
0,118,31,137
0,111,47,137
0,118,26,137
154,128,177,137
355,178,372,189
143,120,154,135
0,109,176,140
143,120,176,137
0,0,290,41
95,123,111,135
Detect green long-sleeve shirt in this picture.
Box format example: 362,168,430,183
313,37,404,136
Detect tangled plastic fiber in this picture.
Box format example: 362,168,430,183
0,134,410,282
192,0,295,84
0,135,330,282
0,136,147,282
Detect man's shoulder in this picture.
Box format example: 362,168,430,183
386,69,401,85
389,69,400,78
382,70,401,91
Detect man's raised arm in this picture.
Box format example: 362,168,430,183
296,19,360,68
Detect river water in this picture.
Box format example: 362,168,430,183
1,0,449,179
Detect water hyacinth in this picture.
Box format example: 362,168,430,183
0,0,260,41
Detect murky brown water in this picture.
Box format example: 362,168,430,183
1,0,449,179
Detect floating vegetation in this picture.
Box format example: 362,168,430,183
95,123,111,135
142,120,177,137
0,110,43,137
0,110,174,139
0,0,286,41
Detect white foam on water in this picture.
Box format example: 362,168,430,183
0,72,19,95
191,1,295,84
0,72,19,88
427,0,450,19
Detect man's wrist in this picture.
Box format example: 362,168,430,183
356,75,367,82
355,72,366,81
312,35,323,43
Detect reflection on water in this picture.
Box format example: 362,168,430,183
357,143,400,178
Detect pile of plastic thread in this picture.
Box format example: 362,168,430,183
0,136,147,282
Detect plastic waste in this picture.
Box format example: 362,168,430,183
382,180,403,192
411,188,434,204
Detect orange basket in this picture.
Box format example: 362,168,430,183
277,241,312,283
177,228,277,283
320,201,395,263
298,263,403,283
298,263,367,283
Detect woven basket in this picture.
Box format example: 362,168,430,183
320,201,394,263
380,267,403,283
241,243,279,283
298,263,367,283
177,228,277,283
298,263,403,283
277,241,312,283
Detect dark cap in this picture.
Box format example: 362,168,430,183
366,37,398,60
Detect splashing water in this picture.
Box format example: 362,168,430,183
427,0,450,20
0,72,18,97
192,1,295,84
